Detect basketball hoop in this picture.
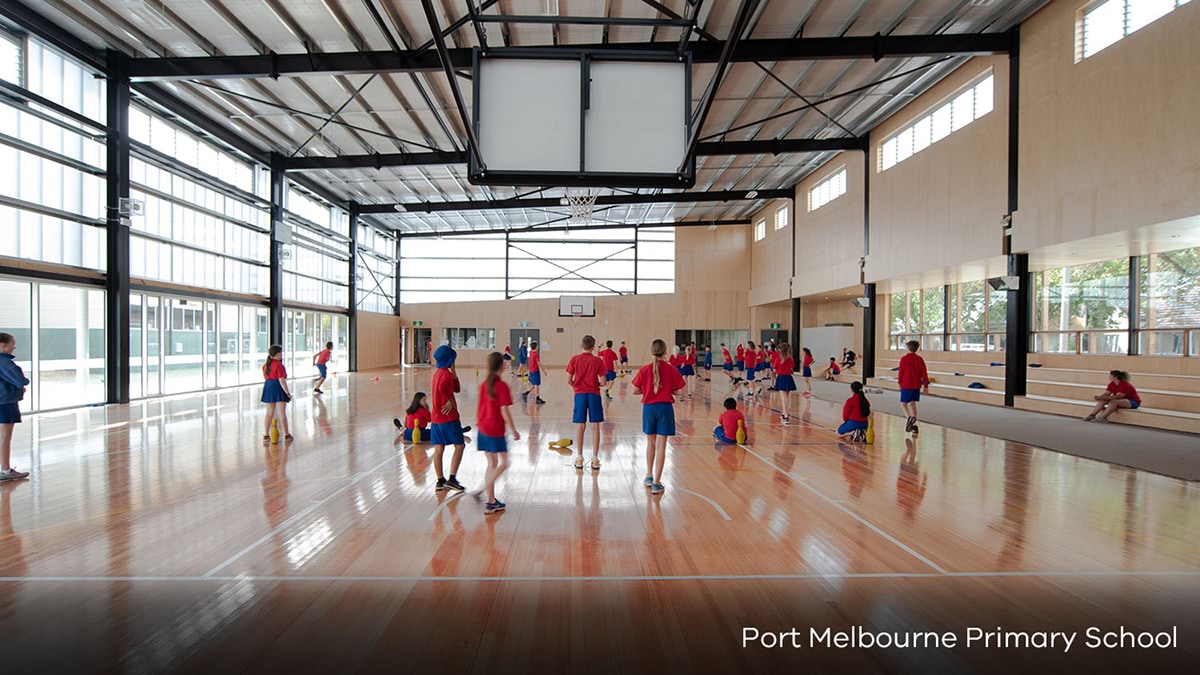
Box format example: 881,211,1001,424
563,188,599,225
570,308,583,319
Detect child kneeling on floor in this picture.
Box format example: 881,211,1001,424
713,397,746,444
837,381,871,443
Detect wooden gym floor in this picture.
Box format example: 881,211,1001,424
1,367,1198,674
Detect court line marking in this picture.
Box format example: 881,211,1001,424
674,487,732,521
3,570,1200,583
426,490,465,521
736,442,949,575
202,453,399,577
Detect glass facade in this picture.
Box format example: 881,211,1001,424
282,184,351,309
888,282,1006,352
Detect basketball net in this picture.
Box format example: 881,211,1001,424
564,188,598,225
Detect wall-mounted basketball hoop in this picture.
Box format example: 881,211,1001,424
563,188,599,225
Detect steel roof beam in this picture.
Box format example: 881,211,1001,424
359,189,791,214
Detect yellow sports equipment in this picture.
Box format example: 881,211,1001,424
865,416,875,444
269,419,280,444
549,439,573,448
412,426,422,444
735,419,746,445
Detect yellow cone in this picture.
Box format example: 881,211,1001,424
413,426,422,444
865,416,875,444
735,419,746,445
269,418,280,444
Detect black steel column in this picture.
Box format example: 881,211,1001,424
1127,255,1138,355
943,284,951,350
394,236,402,316
1004,253,1030,406
790,297,801,363
863,283,877,381
105,50,131,405
348,203,359,372
504,231,511,299
268,153,285,346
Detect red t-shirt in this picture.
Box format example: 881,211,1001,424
843,396,870,422
684,350,696,366
619,345,628,359
528,350,541,373
599,348,618,372
632,360,685,404
315,349,332,365
721,348,732,363
831,363,841,374
1106,380,1141,405
719,409,745,440
264,360,287,380
566,352,606,395
744,350,758,370
771,353,782,370
430,367,461,423
759,350,769,367
898,353,929,389
476,379,514,437
802,353,814,368
776,357,795,376
736,346,745,361
405,407,431,430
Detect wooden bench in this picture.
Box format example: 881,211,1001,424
1014,395,1200,434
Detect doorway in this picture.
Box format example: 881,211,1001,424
760,329,788,348
509,328,541,355
410,328,432,364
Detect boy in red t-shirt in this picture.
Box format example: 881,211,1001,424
618,341,629,374
521,341,544,404
713,397,746,444
898,340,930,434
312,341,333,395
736,343,745,372
566,335,607,470
599,340,619,399
743,341,760,397
430,345,470,491
475,351,520,514
1084,370,1142,422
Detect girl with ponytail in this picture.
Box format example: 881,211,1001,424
475,351,519,514
837,381,872,442
261,345,293,443
631,339,685,495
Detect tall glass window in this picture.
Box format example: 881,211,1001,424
1138,246,1200,356
357,222,397,314
283,183,350,309
1033,258,1130,354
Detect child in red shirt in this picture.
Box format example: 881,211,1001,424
476,352,520,513
736,343,745,372
394,391,431,442
821,357,842,381
713,397,746,444
800,347,815,396
431,345,468,491
773,344,797,425
721,343,733,373
599,340,619,399
897,340,929,434
680,344,697,399
743,341,760,397
619,341,629,374
632,339,685,495
566,335,607,470
521,341,544,404
837,381,872,442
312,341,333,395
261,344,293,443
1084,370,1142,422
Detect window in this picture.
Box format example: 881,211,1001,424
1033,258,1130,354
879,72,994,171
357,223,397,315
774,205,789,230
1138,246,1200,355
754,220,766,241
1077,0,1191,61
282,183,351,308
808,167,847,211
441,328,497,350
0,30,22,85
889,281,1007,352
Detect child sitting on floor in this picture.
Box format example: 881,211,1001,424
713,397,746,444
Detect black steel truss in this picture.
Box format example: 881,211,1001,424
361,189,790,215
395,218,750,239
124,33,1014,81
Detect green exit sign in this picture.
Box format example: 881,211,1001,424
412,321,424,326
519,321,531,327
769,323,781,329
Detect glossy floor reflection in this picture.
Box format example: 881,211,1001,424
1,368,1198,673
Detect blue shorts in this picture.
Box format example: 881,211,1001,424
1129,400,1140,409
712,425,734,444
642,402,676,436
503,354,512,361
620,356,628,364
774,375,797,391
838,420,869,435
605,370,616,382
900,388,921,403
431,419,466,446
403,427,426,442
747,369,756,382
477,432,507,453
681,364,695,377
262,379,288,403
573,393,604,423
801,366,812,378
736,360,744,371
518,356,527,365
0,402,21,424
528,370,541,386
723,363,733,371
316,364,328,378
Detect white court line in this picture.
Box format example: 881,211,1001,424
674,487,732,521
426,490,465,521
2,570,1200,583
737,442,949,575
203,453,398,577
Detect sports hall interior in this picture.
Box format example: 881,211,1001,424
1,0,1198,673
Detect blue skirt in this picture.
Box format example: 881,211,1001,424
262,379,288,403
0,402,21,424
681,364,695,376
774,375,797,391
